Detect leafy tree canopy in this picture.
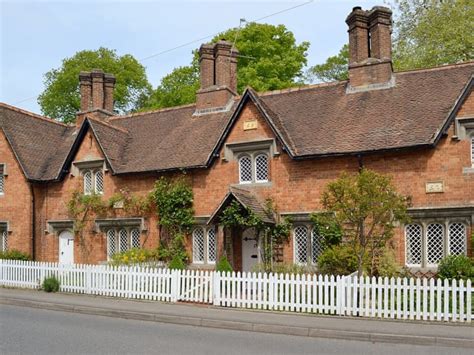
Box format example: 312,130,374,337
144,22,309,110
38,47,152,123
307,0,474,83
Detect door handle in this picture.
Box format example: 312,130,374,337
61,252,64,255
251,255,257,259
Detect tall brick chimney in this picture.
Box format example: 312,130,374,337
79,69,116,113
195,40,238,114
77,69,116,128
346,6,393,90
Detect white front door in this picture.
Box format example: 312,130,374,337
59,230,74,264
242,228,260,272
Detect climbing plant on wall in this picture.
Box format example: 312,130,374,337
150,176,194,263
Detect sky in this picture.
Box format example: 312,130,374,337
0,0,382,115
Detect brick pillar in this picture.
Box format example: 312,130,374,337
199,44,215,90
346,7,369,65
368,6,392,61
79,72,92,112
104,73,116,113
214,40,238,93
91,69,105,110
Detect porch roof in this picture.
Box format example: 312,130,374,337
207,186,275,225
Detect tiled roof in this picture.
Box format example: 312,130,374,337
1,62,472,181
256,62,473,157
0,103,76,181
207,186,275,225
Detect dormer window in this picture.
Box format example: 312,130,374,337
83,169,104,195
238,153,269,184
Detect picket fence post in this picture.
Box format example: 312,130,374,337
213,271,221,306
170,269,179,303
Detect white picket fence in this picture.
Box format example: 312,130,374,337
0,259,471,322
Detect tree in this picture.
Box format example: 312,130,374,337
307,0,474,83
306,44,349,83
393,0,474,70
38,47,152,123
145,22,309,109
317,169,409,276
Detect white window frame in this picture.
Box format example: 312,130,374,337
192,225,217,265
238,152,270,184
293,224,323,265
405,223,423,267
106,227,141,260
405,220,468,268
83,169,104,195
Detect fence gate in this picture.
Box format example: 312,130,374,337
176,270,213,304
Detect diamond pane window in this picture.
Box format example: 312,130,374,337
207,228,217,264
131,229,140,249
311,229,323,264
405,224,422,265
107,229,117,258
84,171,93,195
449,223,466,256
294,226,308,264
95,170,104,194
119,229,129,252
192,228,205,263
0,164,4,194
427,223,444,265
471,137,474,166
1,230,7,252
255,154,268,182
239,156,252,183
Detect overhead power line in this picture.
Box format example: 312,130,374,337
11,0,314,106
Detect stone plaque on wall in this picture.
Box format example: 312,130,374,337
425,181,444,193
243,120,258,130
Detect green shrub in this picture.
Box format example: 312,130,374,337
0,249,31,261
216,256,233,273
375,248,403,278
42,276,60,292
168,254,186,270
438,255,473,281
318,244,359,276
109,248,160,266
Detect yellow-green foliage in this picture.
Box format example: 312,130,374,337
109,248,159,266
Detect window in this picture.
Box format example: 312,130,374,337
255,154,268,182
239,156,252,184
471,136,474,166
294,225,323,264
83,169,104,195
1,229,7,252
405,221,467,267
106,228,141,259
0,164,5,195
238,153,269,184
192,226,216,264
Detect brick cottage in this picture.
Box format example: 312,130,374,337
1,6,473,273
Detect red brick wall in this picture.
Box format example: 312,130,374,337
16,88,474,267
0,130,33,256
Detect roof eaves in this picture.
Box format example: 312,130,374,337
0,127,33,181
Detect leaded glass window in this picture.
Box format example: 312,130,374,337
107,229,117,258
311,228,323,264
255,154,268,182
193,228,205,263
239,155,252,184
0,164,5,194
448,223,466,256
84,171,93,195
294,226,308,264
95,170,104,194
405,224,422,265
427,223,444,265
207,228,217,264
1,230,7,252
131,229,140,249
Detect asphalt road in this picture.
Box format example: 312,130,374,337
0,304,471,355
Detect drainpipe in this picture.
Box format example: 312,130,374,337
29,183,36,260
